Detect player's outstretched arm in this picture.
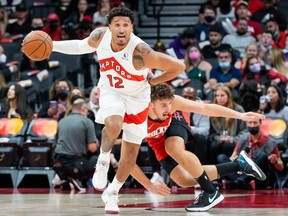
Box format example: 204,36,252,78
52,27,107,54
172,95,265,121
130,164,171,196
133,43,185,85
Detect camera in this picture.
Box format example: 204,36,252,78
259,95,270,104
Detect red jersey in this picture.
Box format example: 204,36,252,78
145,111,190,161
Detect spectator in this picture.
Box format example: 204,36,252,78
233,1,263,41
0,4,8,38
206,49,242,101
38,78,73,120
0,73,6,101
19,53,49,72
168,27,198,59
259,84,288,151
198,0,220,23
77,15,93,39
258,31,273,64
239,80,262,112
232,0,264,14
216,0,235,23
182,86,210,164
217,118,284,189
235,43,265,74
31,17,44,31
208,85,246,164
194,4,226,42
241,56,284,91
222,18,256,57
4,2,31,38
42,13,62,41
93,0,113,26
268,48,288,84
265,18,287,49
64,0,92,29
60,24,77,40
251,0,287,32
184,44,212,88
0,83,33,121
202,25,232,59
54,96,98,190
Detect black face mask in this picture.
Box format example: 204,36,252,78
248,126,260,135
204,15,215,23
32,26,43,31
56,89,69,100
236,31,246,36
49,22,59,32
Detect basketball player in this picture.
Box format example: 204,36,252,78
52,7,185,214
130,83,266,212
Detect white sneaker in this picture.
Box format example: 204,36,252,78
101,190,119,214
92,160,109,190
150,172,164,184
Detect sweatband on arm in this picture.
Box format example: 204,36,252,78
52,38,96,54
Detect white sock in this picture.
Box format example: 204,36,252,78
107,177,124,193
98,147,111,162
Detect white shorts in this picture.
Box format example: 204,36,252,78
96,86,150,144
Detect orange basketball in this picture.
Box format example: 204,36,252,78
22,30,53,61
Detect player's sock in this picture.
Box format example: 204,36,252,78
215,161,240,178
195,171,216,193
107,177,124,192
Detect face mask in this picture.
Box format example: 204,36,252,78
248,126,260,135
249,63,261,73
49,22,58,32
218,61,230,68
273,31,279,39
56,89,69,100
32,26,43,31
236,31,246,36
189,51,201,60
204,15,215,23
0,54,7,63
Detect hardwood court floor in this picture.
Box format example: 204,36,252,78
0,188,287,216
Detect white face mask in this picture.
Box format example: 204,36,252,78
0,54,7,63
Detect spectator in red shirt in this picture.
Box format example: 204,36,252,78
233,1,263,41
265,18,287,48
42,13,62,41
232,0,264,14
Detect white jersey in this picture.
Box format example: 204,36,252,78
96,29,150,96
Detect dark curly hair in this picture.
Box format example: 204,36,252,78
107,7,134,24
150,83,174,102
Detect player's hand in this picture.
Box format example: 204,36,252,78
147,181,171,196
240,112,265,122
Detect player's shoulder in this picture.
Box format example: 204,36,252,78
89,27,108,43
134,42,153,56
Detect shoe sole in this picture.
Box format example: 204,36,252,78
240,151,266,181
105,210,119,214
185,194,224,212
92,170,108,191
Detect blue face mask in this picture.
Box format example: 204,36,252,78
218,61,230,68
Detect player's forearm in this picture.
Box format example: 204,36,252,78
203,103,243,119
52,38,95,54
149,60,185,85
130,164,153,190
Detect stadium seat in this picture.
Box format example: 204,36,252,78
0,118,29,188
16,118,58,188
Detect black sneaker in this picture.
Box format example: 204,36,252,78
185,190,224,212
236,150,266,181
68,177,86,192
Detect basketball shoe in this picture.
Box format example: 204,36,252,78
101,189,119,214
236,150,266,181
92,160,109,190
185,190,224,212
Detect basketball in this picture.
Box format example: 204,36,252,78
22,30,53,61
